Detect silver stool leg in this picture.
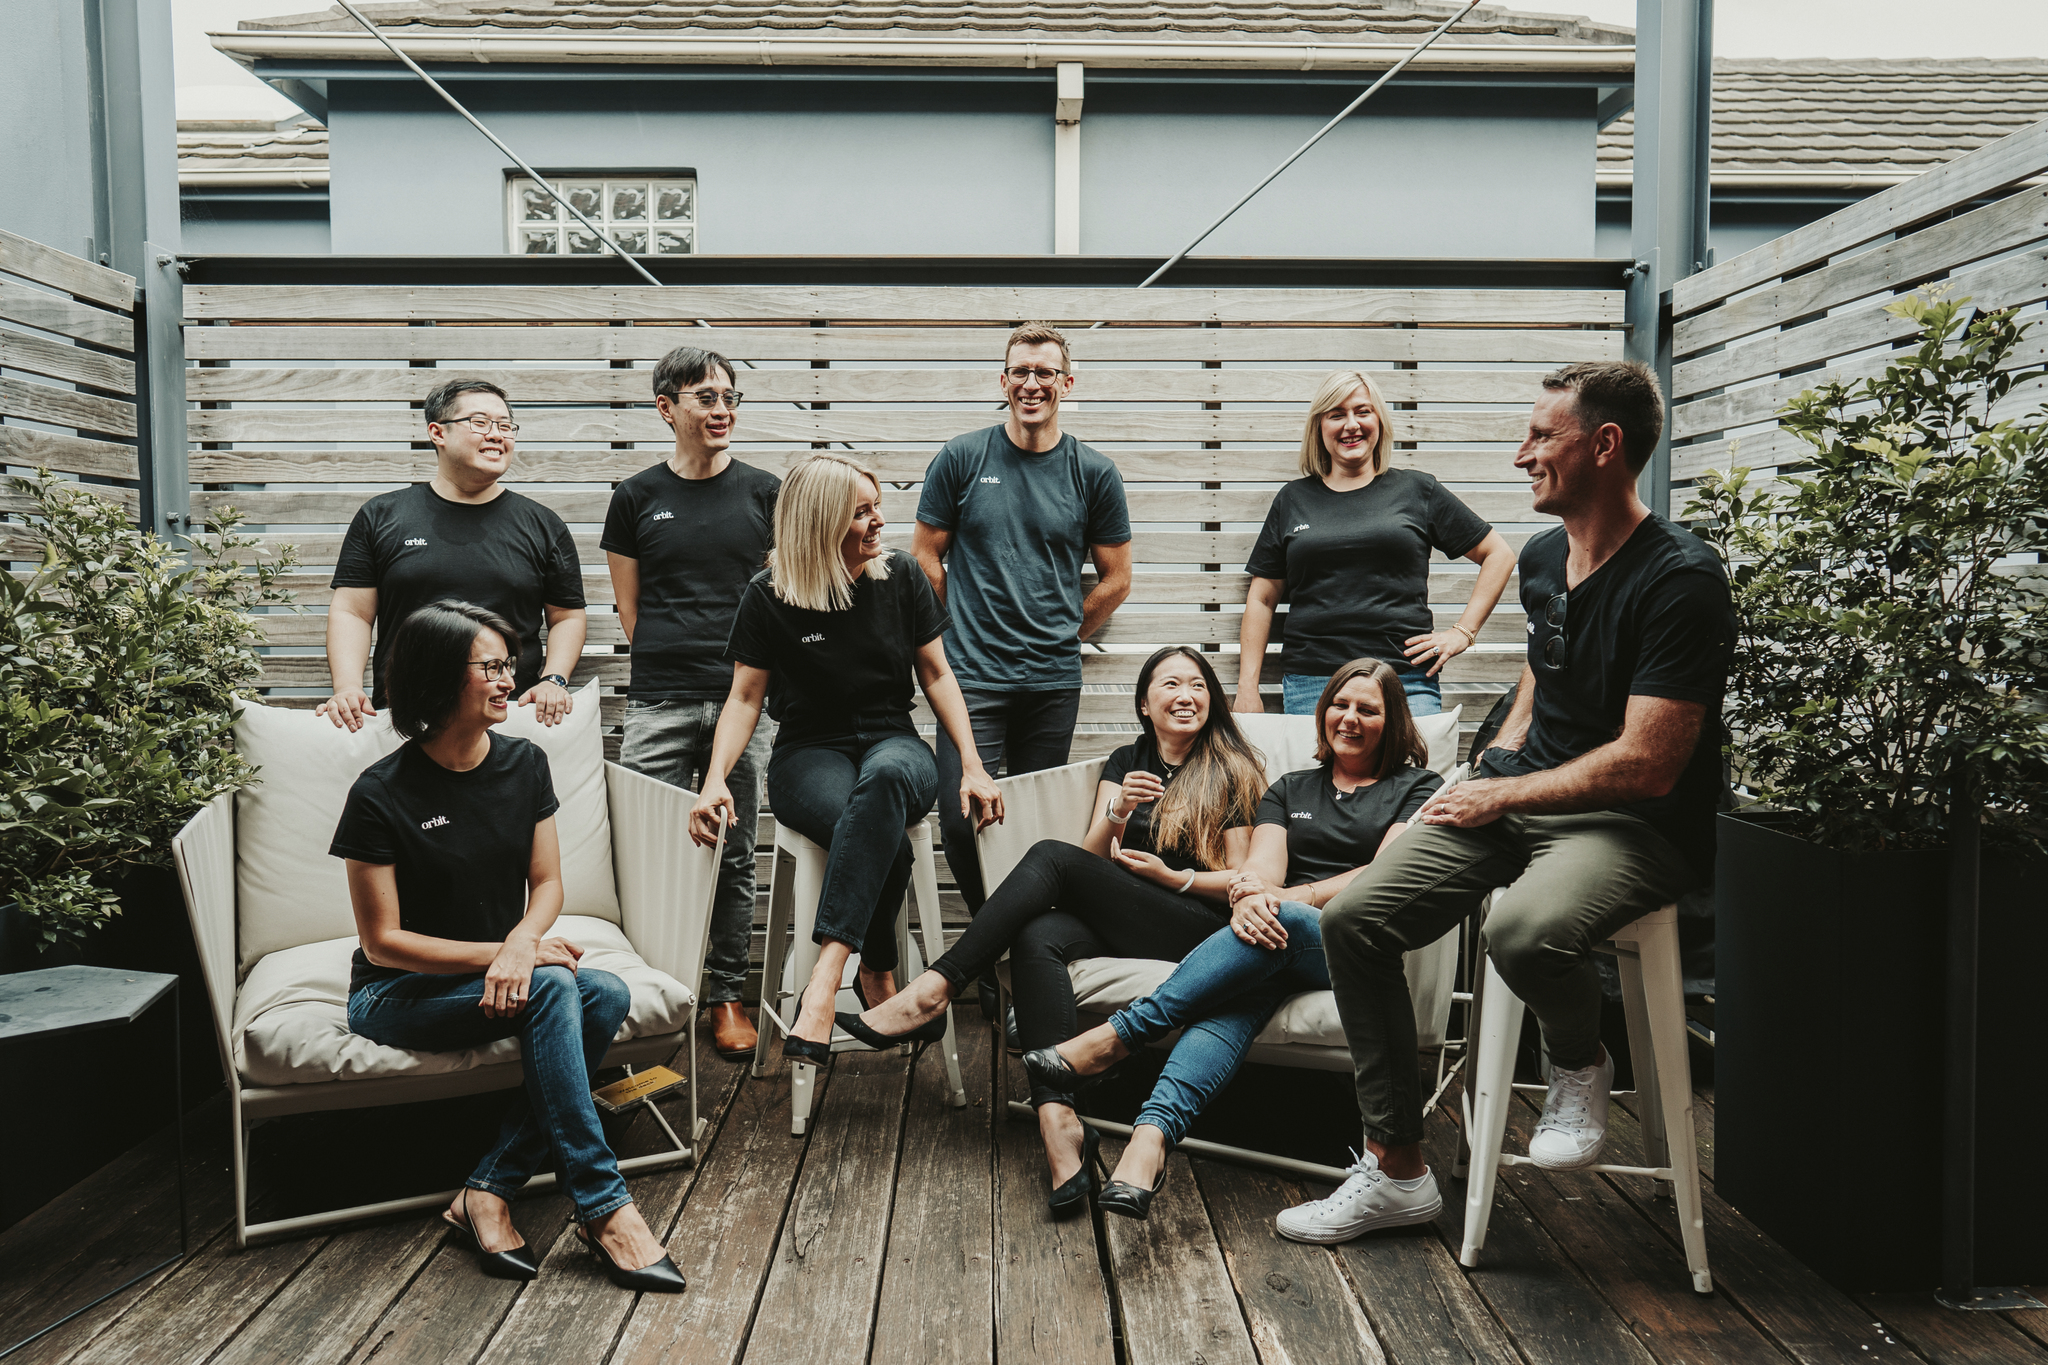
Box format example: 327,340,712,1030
1459,953,1527,1267
907,821,967,1107
1627,907,1713,1293
752,843,795,1081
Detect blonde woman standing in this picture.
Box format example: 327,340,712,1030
1235,372,1516,716
688,456,1003,1062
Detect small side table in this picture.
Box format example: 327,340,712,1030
0,966,186,1360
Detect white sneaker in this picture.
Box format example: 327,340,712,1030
1275,1150,1442,1244
1527,1048,1614,1171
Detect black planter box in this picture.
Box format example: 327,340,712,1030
1715,812,2048,1291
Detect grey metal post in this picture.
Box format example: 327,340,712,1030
1627,0,1713,517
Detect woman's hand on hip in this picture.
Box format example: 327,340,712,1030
482,938,539,1018
960,768,1005,832
688,779,736,848
1109,838,1174,886
1403,627,1472,679
1229,892,1289,950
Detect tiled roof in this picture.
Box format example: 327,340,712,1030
1601,59,2048,186
178,119,330,187
241,0,1633,44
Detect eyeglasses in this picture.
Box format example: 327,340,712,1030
437,414,520,435
669,389,744,410
1541,592,1569,671
467,658,516,681
1002,366,1068,383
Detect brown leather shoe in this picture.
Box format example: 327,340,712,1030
704,1002,758,1061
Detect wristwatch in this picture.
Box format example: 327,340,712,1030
539,673,570,689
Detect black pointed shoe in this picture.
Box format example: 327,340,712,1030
1022,1045,1089,1096
782,987,834,1064
578,1226,687,1293
1048,1123,1108,1218
1097,1166,1168,1221
442,1189,541,1281
834,1008,946,1051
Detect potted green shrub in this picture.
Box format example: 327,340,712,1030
1688,291,2048,1290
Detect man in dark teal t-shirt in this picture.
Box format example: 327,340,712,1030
914,324,1132,944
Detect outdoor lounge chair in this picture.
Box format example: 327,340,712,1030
170,684,720,1247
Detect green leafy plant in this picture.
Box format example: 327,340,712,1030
1687,291,2048,854
0,471,296,948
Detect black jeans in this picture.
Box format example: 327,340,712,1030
935,687,1082,913
931,839,1229,1107
767,732,938,973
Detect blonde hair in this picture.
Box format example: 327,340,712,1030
1300,371,1396,478
768,454,891,612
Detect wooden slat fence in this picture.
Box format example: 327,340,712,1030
0,229,141,544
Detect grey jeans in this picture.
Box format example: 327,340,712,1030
619,698,770,1007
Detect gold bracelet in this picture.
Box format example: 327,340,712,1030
1447,623,1476,646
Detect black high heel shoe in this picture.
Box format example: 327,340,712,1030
1022,1044,1112,1097
577,1225,687,1293
1048,1123,1108,1217
441,1188,540,1281
782,987,834,1064
833,1005,947,1051
1097,1165,1169,1221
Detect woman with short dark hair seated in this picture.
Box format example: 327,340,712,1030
841,646,1267,1212
334,600,683,1292
1025,658,1441,1218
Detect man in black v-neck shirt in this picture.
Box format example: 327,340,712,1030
1277,363,1735,1247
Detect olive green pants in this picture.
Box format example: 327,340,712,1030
1320,810,1693,1146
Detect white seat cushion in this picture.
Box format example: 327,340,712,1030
1064,957,1346,1050
231,915,692,1086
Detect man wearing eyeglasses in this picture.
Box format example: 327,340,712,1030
915,323,1133,1006
321,379,587,731
602,346,779,1061
1275,361,1735,1247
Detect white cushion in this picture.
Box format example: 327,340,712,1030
232,684,619,977
232,915,692,1086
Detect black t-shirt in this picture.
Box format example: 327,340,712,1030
332,484,585,707
723,551,950,746
600,458,780,701
1481,514,1735,880
1255,764,1443,885
1246,470,1492,676
329,732,560,992
1102,737,1262,873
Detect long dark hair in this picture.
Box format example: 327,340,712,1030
1312,657,1429,778
1134,646,1268,870
385,600,521,740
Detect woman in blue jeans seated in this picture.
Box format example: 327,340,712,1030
1028,657,1443,1218
335,600,684,1291
688,454,1002,1063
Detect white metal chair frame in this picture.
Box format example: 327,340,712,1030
751,818,967,1135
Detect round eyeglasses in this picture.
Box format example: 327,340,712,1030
438,414,520,435
669,389,744,410
1002,366,1068,383
467,658,516,681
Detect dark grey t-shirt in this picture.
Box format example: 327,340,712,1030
915,425,1130,691
1254,765,1442,885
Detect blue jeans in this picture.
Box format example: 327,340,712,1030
620,698,770,1005
348,965,634,1221
1105,902,1330,1147
767,732,938,971
1284,664,1443,717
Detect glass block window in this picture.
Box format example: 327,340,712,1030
508,175,696,255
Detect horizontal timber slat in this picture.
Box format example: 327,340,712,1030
183,285,1625,326
0,280,133,350
1,378,136,437
0,227,136,312
0,427,141,481
184,323,1626,365
0,484,138,517
0,326,136,393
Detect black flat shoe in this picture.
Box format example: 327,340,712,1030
442,1189,540,1281
578,1227,687,1293
783,987,834,1064
1048,1123,1108,1218
834,1008,946,1051
1098,1167,1168,1221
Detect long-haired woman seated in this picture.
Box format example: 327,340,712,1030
1025,658,1442,1219
686,454,1001,1063
841,645,1265,1212
334,600,684,1291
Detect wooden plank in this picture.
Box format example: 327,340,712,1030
0,280,134,350
182,285,1625,327
0,484,139,519
740,1048,912,1365
869,1022,997,1365
0,227,136,312
1191,1159,1388,1365
1100,1144,1259,1365
1331,1212,1525,1365
1673,116,2048,315
1866,1293,2048,1365
0,377,137,437
201,1219,445,1365
0,326,136,393
183,406,1535,445
60,1235,325,1365
185,324,1624,366
1674,188,2048,355
0,426,140,481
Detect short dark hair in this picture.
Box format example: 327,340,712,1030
1541,361,1665,473
653,345,736,399
423,379,511,426
1005,322,1070,370
385,600,521,740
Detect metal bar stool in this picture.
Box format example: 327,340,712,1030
1459,899,1712,1293
751,816,966,1135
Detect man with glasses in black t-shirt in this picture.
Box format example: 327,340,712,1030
1276,361,1736,1247
320,380,586,733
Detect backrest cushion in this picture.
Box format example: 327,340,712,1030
1236,707,1464,786
233,685,618,977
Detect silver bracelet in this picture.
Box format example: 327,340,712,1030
1176,869,1197,895
1106,804,1131,825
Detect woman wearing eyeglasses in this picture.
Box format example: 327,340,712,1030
335,600,685,1292
320,379,588,735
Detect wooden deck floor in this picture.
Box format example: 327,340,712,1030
3,1017,2044,1365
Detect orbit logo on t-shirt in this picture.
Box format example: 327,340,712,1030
1290,810,1315,820
978,476,1002,485
801,633,826,643
403,537,428,547
420,815,450,830
1290,523,1310,534
651,511,674,521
